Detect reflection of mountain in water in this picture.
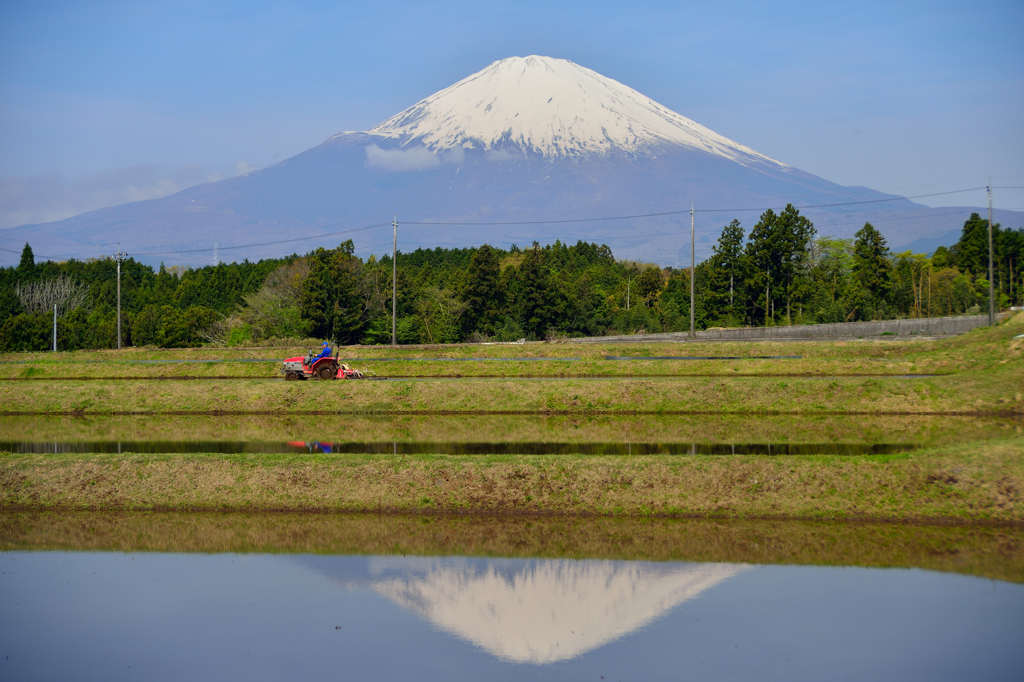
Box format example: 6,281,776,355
367,558,747,664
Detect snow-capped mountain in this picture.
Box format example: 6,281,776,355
2,55,1015,266
363,56,784,168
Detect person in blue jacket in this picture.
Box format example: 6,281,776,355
310,341,332,364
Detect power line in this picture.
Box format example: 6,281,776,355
878,178,990,192
698,187,987,213
13,202,980,267
0,246,65,260
399,187,985,227
7,186,1013,265
8,183,1012,261
362,208,976,256
105,222,391,256
120,213,395,251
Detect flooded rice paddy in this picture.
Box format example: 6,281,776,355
1,513,1022,681
0,373,946,381
3,413,1022,679
4,439,926,455
2,413,1020,456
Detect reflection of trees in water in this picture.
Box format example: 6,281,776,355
370,559,748,664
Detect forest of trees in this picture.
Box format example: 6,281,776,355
2,207,1022,351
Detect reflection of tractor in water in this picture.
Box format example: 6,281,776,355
281,348,367,381
288,441,337,453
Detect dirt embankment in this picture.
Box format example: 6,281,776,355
3,511,1022,583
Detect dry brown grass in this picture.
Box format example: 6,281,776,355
3,437,1021,522
2,312,1020,381
1,315,1020,415
2,511,1021,583
0,367,1020,415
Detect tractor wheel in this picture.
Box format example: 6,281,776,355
285,371,300,381
317,365,336,381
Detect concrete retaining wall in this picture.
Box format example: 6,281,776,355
571,313,1009,344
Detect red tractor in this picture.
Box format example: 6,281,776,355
281,350,365,381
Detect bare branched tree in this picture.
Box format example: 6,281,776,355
15,277,89,316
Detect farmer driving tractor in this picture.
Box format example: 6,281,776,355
282,341,371,380
311,341,332,363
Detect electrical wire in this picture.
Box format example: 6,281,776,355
101,222,391,257
119,213,396,251
8,185,1018,265
399,187,985,227
360,208,976,256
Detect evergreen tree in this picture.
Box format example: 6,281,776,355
852,222,892,307
705,219,746,323
461,244,503,336
775,204,816,323
299,240,366,343
516,243,558,338
745,210,780,324
745,205,815,324
949,213,995,277
17,243,35,279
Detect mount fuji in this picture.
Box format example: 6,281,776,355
2,56,1017,266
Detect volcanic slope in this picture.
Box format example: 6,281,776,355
4,56,1016,266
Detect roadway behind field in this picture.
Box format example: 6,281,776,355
572,313,1009,343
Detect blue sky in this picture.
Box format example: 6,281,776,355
1,0,1022,228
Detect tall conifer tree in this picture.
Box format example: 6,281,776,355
852,222,892,304
461,244,503,335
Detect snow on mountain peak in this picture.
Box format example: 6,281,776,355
363,56,785,167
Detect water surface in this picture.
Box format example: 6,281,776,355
2,413,1018,456
1,439,925,456
1,550,1020,681
3,513,1022,680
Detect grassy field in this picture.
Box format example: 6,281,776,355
2,413,1019,447
1,364,1020,415
1,312,1021,382
3,511,1021,583
0,313,1020,415
1,316,1020,523
2,437,1020,521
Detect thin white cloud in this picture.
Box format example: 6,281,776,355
234,161,259,175
0,164,217,229
442,146,466,164
364,144,440,172
485,149,519,162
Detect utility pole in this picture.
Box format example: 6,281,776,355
392,215,397,347
52,304,57,352
626,275,630,311
690,202,695,339
114,244,128,349
988,182,995,325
